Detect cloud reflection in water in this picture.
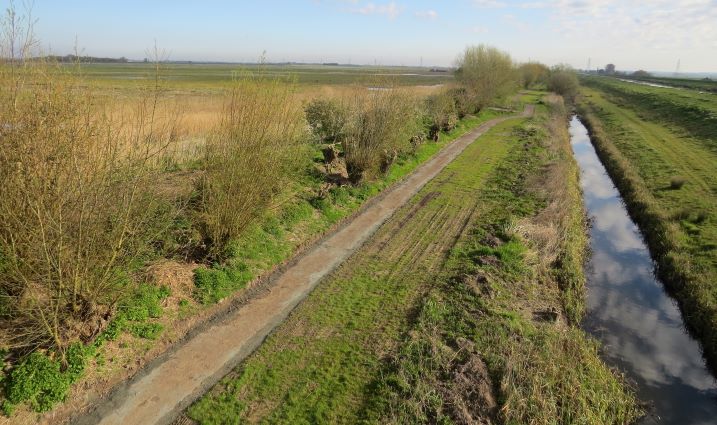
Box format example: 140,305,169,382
570,117,717,424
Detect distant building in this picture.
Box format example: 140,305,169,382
606,64,616,74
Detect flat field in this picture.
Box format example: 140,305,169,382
74,63,453,90
79,63,449,139
619,74,717,93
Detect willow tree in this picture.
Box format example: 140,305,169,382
454,45,517,109
548,64,579,103
519,61,550,89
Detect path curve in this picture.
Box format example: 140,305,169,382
76,105,533,425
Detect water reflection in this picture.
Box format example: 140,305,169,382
569,116,717,424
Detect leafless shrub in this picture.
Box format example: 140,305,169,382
0,61,178,354
519,62,550,89
548,65,579,103
426,89,459,136
305,98,348,144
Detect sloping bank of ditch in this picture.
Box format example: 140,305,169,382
0,108,504,425
575,95,717,373
184,95,640,424
570,115,717,424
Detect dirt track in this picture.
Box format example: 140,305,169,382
75,106,533,425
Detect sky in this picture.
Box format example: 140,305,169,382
17,0,717,72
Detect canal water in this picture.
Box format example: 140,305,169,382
569,116,717,424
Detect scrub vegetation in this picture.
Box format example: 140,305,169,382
577,76,717,370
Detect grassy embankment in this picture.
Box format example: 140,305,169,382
578,76,717,368
186,95,640,424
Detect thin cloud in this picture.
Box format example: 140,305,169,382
349,2,403,19
414,10,438,19
473,0,507,7
540,0,717,51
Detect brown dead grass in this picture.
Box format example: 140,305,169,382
147,260,199,310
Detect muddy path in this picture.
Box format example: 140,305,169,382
74,105,533,425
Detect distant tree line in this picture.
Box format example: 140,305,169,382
36,54,129,63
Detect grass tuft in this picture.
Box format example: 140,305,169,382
670,176,687,190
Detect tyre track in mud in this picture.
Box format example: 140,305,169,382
76,105,533,425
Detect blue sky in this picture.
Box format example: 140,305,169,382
20,0,717,72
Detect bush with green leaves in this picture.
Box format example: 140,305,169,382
196,76,311,258
341,89,422,183
548,65,579,103
305,98,348,143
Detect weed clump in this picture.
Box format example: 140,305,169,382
670,176,687,190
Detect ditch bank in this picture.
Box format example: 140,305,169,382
570,116,717,424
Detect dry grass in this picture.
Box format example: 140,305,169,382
517,95,590,323
501,329,642,425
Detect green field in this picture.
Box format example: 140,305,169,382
615,74,717,93
71,63,453,89
186,97,639,425
578,76,717,368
